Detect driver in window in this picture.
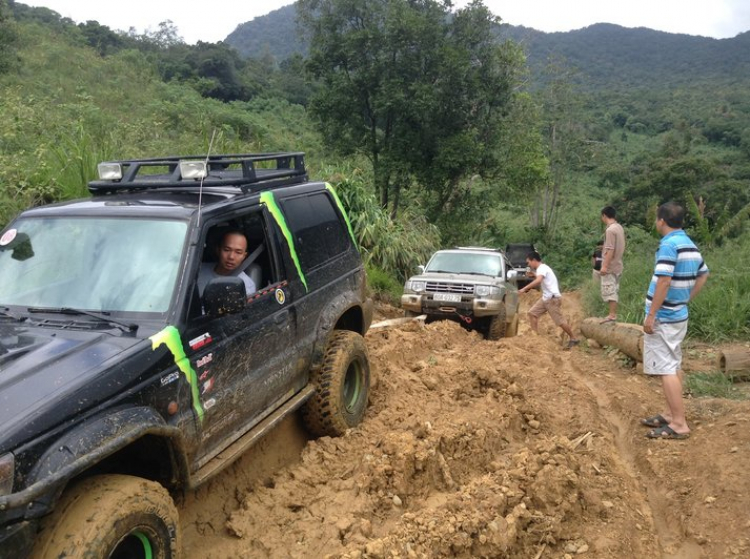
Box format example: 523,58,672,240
197,230,257,297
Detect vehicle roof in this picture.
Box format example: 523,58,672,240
17,182,327,221
439,247,503,254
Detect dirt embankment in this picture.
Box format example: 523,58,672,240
179,293,750,558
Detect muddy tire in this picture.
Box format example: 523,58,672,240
33,474,180,559
303,330,370,437
505,312,519,338
486,304,507,340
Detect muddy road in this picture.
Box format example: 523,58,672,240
178,293,750,558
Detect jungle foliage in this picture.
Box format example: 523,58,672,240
1,1,749,339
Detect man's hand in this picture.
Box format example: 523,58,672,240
599,266,608,275
643,315,656,334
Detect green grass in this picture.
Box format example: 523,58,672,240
685,372,747,400
582,225,750,342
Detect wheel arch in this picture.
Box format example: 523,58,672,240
26,406,188,516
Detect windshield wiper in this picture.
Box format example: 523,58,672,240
26,307,138,332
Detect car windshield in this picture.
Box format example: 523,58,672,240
0,217,187,314
426,252,503,277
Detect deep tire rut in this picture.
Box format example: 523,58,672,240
563,353,702,558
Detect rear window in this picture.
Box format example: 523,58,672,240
282,192,350,269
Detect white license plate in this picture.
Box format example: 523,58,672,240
433,292,461,303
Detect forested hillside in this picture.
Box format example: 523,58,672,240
2,0,749,339
224,3,750,90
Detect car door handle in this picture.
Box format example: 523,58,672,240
274,310,290,325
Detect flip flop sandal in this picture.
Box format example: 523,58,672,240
640,414,668,428
646,425,690,440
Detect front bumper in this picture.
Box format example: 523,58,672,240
401,293,503,318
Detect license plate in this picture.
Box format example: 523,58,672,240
433,292,461,303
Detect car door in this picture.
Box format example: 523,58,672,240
182,207,302,469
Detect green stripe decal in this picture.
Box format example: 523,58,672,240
325,182,357,248
150,326,204,422
133,531,154,559
260,191,308,292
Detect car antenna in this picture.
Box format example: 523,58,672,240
197,129,217,228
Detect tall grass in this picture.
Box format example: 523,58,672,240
582,224,750,342
322,163,440,283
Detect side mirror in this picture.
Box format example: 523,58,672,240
417,265,425,274
506,270,518,282
203,277,246,316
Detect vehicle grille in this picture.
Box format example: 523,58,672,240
425,282,474,294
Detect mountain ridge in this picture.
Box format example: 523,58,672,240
224,5,750,89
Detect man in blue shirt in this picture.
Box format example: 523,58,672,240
641,202,709,440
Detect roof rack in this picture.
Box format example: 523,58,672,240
453,246,501,252
87,152,307,195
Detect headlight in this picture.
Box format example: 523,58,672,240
0,453,14,496
475,285,499,297
408,281,426,293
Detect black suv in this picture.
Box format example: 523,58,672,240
504,243,537,288
0,153,372,558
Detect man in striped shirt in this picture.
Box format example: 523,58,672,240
641,202,709,440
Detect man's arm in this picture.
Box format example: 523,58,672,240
600,229,615,274
519,272,544,294
690,272,709,301
643,276,670,334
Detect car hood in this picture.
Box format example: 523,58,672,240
409,272,505,285
0,321,149,450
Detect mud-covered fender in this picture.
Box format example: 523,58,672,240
20,406,186,514
310,291,368,370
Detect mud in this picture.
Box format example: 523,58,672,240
179,292,750,558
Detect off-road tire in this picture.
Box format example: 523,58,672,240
505,312,519,337
486,304,507,340
303,330,370,437
33,474,180,559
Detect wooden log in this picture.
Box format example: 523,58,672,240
718,350,750,373
370,315,425,331
579,318,644,362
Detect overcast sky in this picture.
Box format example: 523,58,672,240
20,0,750,44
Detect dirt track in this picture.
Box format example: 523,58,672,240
178,292,750,558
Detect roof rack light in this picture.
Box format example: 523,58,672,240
97,162,122,181
179,160,208,180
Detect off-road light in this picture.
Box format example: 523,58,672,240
179,160,208,180
97,162,122,181
0,453,14,496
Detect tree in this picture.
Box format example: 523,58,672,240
534,59,587,237
299,0,523,218
0,0,20,74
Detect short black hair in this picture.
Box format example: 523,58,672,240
601,206,616,219
526,251,542,262
218,229,249,250
657,202,684,229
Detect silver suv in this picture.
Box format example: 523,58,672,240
401,247,520,340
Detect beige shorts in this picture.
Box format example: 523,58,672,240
600,273,621,303
643,320,688,375
528,296,565,326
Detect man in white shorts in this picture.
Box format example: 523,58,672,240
519,251,579,350
641,202,709,440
